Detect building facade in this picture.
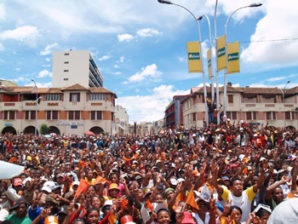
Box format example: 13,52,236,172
0,84,117,136
115,105,129,135
165,95,187,129
52,50,104,88
182,84,298,129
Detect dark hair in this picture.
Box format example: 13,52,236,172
86,208,99,217
231,177,242,186
156,208,169,216
256,208,271,218
228,206,242,216
73,217,85,224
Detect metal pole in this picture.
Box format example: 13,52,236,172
214,0,220,125
199,15,214,105
223,4,263,118
158,0,209,126
31,79,38,136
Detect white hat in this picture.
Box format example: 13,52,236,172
103,200,113,207
170,178,178,186
41,186,52,193
177,178,185,183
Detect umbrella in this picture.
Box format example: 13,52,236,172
44,134,51,138
85,131,95,136
0,160,24,179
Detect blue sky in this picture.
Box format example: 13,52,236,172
0,0,297,123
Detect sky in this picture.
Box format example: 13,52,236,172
0,0,297,123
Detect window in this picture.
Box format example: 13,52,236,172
75,111,80,120
30,111,36,120
3,111,16,120
64,52,69,56
69,93,80,102
193,113,196,121
88,93,104,101
285,112,291,120
45,94,61,101
68,111,74,120
111,112,114,121
3,111,8,120
64,78,69,81
64,61,69,64
91,111,102,120
47,111,59,120
232,111,237,120
64,70,69,72
266,111,276,120
228,95,234,103
246,111,256,120
25,111,36,120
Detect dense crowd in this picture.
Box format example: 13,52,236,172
0,120,297,224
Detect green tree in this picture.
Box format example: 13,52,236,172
40,123,49,135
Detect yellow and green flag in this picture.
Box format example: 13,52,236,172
216,35,226,71
227,41,240,74
207,48,212,79
187,41,202,73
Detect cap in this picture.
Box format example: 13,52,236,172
103,200,113,207
181,211,196,224
41,186,52,193
14,178,23,187
222,176,229,181
170,178,178,186
10,198,27,210
45,216,58,224
120,215,136,224
164,188,175,196
108,183,120,191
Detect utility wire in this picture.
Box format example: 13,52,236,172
241,37,298,44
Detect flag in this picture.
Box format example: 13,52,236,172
185,187,199,210
74,179,89,199
94,175,109,185
207,48,212,79
227,41,240,74
187,42,202,73
216,35,226,71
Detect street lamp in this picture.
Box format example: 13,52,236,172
198,14,214,105
280,80,290,127
31,79,38,136
223,3,262,118
158,0,209,126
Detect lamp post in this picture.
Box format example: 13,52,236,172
158,0,209,126
198,14,214,105
214,0,220,125
223,3,262,118
31,79,38,136
279,80,290,127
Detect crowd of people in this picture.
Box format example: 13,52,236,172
0,121,297,224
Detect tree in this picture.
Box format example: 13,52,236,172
40,123,49,135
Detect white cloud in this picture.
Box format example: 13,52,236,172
117,85,189,123
45,57,50,62
0,3,6,21
127,64,162,83
38,69,52,78
0,26,39,44
113,71,121,75
118,34,134,42
267,76,285,82
12,77,24,82
36,82,52,88
0,43,4,51
119,56,125,63
40,43,58,56
241,0,298,66
114,64,119,69
98,55,111,61
137,28,161,37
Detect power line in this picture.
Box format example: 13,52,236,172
241,37,298,44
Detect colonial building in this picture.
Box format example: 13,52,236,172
115,105,129,135
182,84,298,129
0,83,116,135
165,95,188,129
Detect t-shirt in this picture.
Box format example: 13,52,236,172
221,186,256,222
6,214,32,224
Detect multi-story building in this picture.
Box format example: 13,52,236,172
52,50,104,88
165,95,188,129
115,105,129,135
182,83,298,129
0,83,116,135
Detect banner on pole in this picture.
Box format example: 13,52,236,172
207,48,212,79
227,41,240,74
216,35,226,71
187,42,202,73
